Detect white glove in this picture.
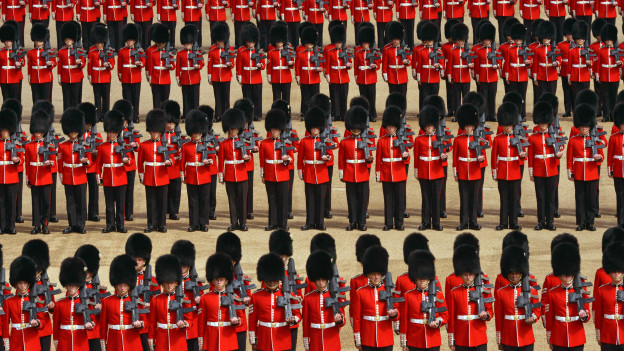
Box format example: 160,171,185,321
413,169,418,179
298,169,303,180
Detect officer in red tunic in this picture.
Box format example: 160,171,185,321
382,22,410,95
88,25,115,120
596,24,620,122
544,242,591,351
177,25,203,118
267,24,293,103
349,235,381,301
353,25,379,121
565,21,592,108
295,27,322,118
207,23,234,122
594,241,624,349
147,25,174,109
118,24,145,124
28,24,56,104
0,22,24,102
530,22,560,100
237,24,264,121
57,21,85,111
609,105,624,226
0,109,21,234
161,100,184,220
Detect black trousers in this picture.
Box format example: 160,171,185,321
595,80,603,116
536,80,557,102
290,328,298,351
441,166,447,212
258,19,274,51
399,18,415,49
237,331,247,351
304,182,327,226
182,83,200,118
477,167,485,213
561,77,573,114
246,170,254,214
88,338,102,351
226,180,248,226
145,185,167,227
602,343,624,350
151,84,170,110
265,180,288,227
122,82,141,121
213,81,231,121
329,83,348,120
56,20,69,49
241,83,262,120
287,21,300,47
389,83,407,95
93,82,111,120
615,177,624,226
125,170,135,218
136,20,152,50
0,183,17,230
452,82,470,116
287,169,294,213
1,82,21,102
382,180,406,227
81,20,100,50
167,177,181,215
300,83,320,116
64,183,87,228
314,23,324,47
61,81,82,111
552,346,583,351
497,179,519,227
186,338,199,351
377,21,388,48
162,21,176,47
50,173,57,217
549,15,565,44
108,20,124,51
571,81,590,110
574,179,597,226
86,173,99,218
104,185,126,229
346,181,368,225
523,19,535,43
496,16,512,44
210,174,217,217
555,165,560,212
508,81,528,117
324,165,333,215
408,347,440,351
362,347,393,351
478,81,497,121
602,81,619,121
502,344,534,351
419,82,439,111
187,183,210,227
455,345,487,351
31,82,52,103
445,79,454,115
271,82,291,103
419,178,442,227
534,175,557,226
234,20,251,48
16,172,22,219
40,335,51,351
188,19,202,47
140,333,149,351
471,16,488,44
31,184,51,227
358,83,377,120
458,179,479,226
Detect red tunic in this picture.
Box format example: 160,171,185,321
323,46,350,84
137,139,171,187
569,0,592,16
100,294,143,351
52,296,90,351
2,0,26,20
58,140,88,185
236,46,264,85
466,0,488,17
353,46,379,85
382,43,410,85
148,47,175,85
447,281,493,347
302,0,325,23
259,137,293,183
176,49,203,85
350,283,398,348
594,282,624,345
452,134,484,181
77,0,101,21
295,48,322,84
375,134,408,182
338,136,372,183
279,0,301,21
0,139,21,184
301,289,345,351
147,293,192,351
413,133,445,179
544,285,591,347
519,0,540,18
180,141,213,185
297,135,331,184
494,283,541,347
443,0,464,18
266,46,293,84
57,46,85,83
566,45,592,82
491,132,524,180
207,44,234,83
254,0,277,18
96,140,129,187
217,137,249,182
0,47,24,84
472,46,499,83
52,0,75,19
2,293,45,351
129,0,153,20
29,0,51,20
399,286,448,349
413,45,443,83
527,130,561,178
88,48,115,84
349,0,369,21
197,290,242,351
566,134,603,181
504,44,531,82
231,0,250,19
206,0,228,20
608,131,624,178
544,0,565,16
446,45,471,83
24,140,55,186
531,44,560,81
596,45,621,83
248,288,301,351
117,46,145,84
28,48,55,84
156,0,177,21
326,0,347,19
103,0,127,20
373,0,393,21
492,0,513,16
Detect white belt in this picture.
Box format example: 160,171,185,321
144,162,166,166
81,6,95,9
235,4,248,7
447,1,460,3
458,157,478,162
92,67,108,71
389,65,405,69
539,62,556,67
599,1,612,3
604,314,624,320
180,67,195,70
103,163,124,168
504,315,526,320
346,159,366,163
614,155,624,160
409,318,427,324
258,321,287,328
472,1,485,4
363,315,389,321
157,323,178,329
524,3,538,6
535,154,554,159
162,5,174,8
11,323,33,330
30,162,46,166
304,160,325,164
186,162,205,166
571,64,585,68
6,5,20,7
573,157,595,162
555,316,580,322
309,7,323,10
576,0,589,3
457,315,479,321
382,157,403,162
310,322,336,329
206,321,232,327
354,6,368,9
32,65,48,69
109,324,134,330
210,5,224,8
135,4,149,7
243,67,259,70
498,156,519,161
153,66,167,70
453,64,467,68
0,161,14,165
332,5,342,8
225,160,245,165
185,5,198,7
284,6,297,9
260,4,272,6
331,65,346,69
213,64,228,68
122,64,136,68
1,66,16,69
498,1,511,3
377,5,390,8
60,325,85,330
32,4,44,7
420,156,440,161
57,3,72,6
108,4,122,7
510,63,525,67
63,162,83,168
358,65,372,70
550,0,563,3
301,67,315,70
480,64,494,67
561,59,568,62
602,64,617,68
272,66,288,70
264,159,282,164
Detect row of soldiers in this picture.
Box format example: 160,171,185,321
4,227,624,351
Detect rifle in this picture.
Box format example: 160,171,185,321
392,112,415,154
280,44,296,63
37,272,62,306
428,42,444,69
157,133,177,160
185,266,210,298
41,40,57,63
234,138,254,156
100,37,117,61
88,273,111,305
5,134,23,159
85,124,103,156
169,284,196,323
377,272,404,313
515,275,542,320
126,287,150,323
122,120,143,149
241,121,264,147
357,111,377,156
188,42,205,66
470,113,493,156
310,45,325,68
420,279,447,324
196,133,218,161
69,40,87,63
511,117,530,155
461,42,477,66
432,116,453,156
276,130,296,165
0,268,13,315
9,41,26,63
221,283,247,320
617,289,624,303
314,0,328,7
276,273,302,321
585,125,606,156
232,262,257,300
76,286,100,325
579,45,595,70
364,46,381,63
251,48,266,66
396,41,411,62
487,41,502,67
324,263,350,317
114,136,135,158
568,274,594,317
130,43,146,63
468,274,495,315
546,116,567,150
338,45,354,62
47,125,66,149
220,41,237,62
518,42,533,62
161,42,176,67
37,138,58,162
135,265,159,304
73,135,91,159
547,42,562,62
286,258,308,293
171,125,189,150
23,289,48,322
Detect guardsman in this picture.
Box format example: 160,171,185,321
350,0,369,38
382,22,410,95
111,100,138,222
373,0,392,47
440,19,458,118
446,24,472,117
74,244,107,351
279,0,300,46
130,0,153,50
181,0,202,47
232,99,258,220
609,105,624,227
596,24,620,122
231,0,252,47
395,233,430,320
1,0,26,47
267,23,293,103
147,24,174,109
138,109,171,233
25,111,54,234
540,234,580,313
53,0,76,50
504,24,532,119
0,22,24,102
353,24,379,121
206,0,228,47
301,1,324,47
349,234,381,298
267,230,306,313
254,0,278,51
493,231,539,291
77,0,101,49
498,17,518,94
177,25,203,118
302,233,338,293
594,241,624,349
29,0,50,40
472,23,499,121
0,109,21,234
566,21,591,108
593,228,624,289
531,22,560,100
518,0,539,42
237,24,264,121
444,234,480,298
294,27,322,118
394,0,416,48
324,24,351,121
197,105,219,220
88,25,115,120
118,24,145,124
590,19,605,118
467,0,488,44
162,100,184,220
558,18,575,116
413,22,444,111
156,0,178,47
28,24,56,103
271,100,299,219
207,22,234,122
58,21,85,111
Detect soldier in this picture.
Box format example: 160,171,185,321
207,22,234,122
412,22,443,110
531,22,560,100
197,105,219,220
590,19,605,118
324,24,351,121
446,24,472,116
77,105,100,224
349,234,382,296
596,24,620,122
556,18,575,116
1,99,25,226
353,24,379,122
295,27,322,118
231,0,252,47
382,22,410,95
181,0,202,47
112,99,138,222
57,21,85,110
130,0,153,50
271,99,300,219
102,0,127,51
593,227,624,289
147,24,174,109
609,104,624,227
268,229,305,304
594,241,624,350
540,234,580,312
237,24,264,121
254,0,277,51
504,24,532,119
394,233,431,328
118,24,145,124
278,0,300,47
28,24,55,103
0,22,23,101
301,0,324,47
77,0,101,50
177,25,203,118
161,100,183,220
74,244,107,351
267,23,293,103
88,25,115,120
0,109,20,234
156,0,177,47
472,23,498,122
302,233,338,293
444,233,480,297
566,21,591,107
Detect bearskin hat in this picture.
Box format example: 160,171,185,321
197,105,215,130
299,21,314,37
90,23,108,44
497,102,518,126
502,92,524,113
603,242,624,274
355,234,381,263
551,233,579,252
500,245,529,277
270,100,291,123
22,239,50,272
602,227,624,252
0,22,17,42
77,102,97,126
408,250,436,281
257,253,285,282
454,232,480,252
572,20,588,41
453,244,481,275
537,21,556,41
310,233,336,260
270,22,288,45
452,23,469,42
480,21,496,42
61,108,86,136
171,240,196,268
382,105,402,129
592,18,607,38
539,92,559,116
464,91,485,117
510,23,527,41
350,96,370,111
145,109,168,133
211,22,229,43
122,23,140,42
59,257,87,287
109,254,137,290
573,103,596,128
216,232,242,263
233,98,255,124
306,250,333,282
2,98,22,121
161,100,181,125
362,245,388,275
575,89,599,111
503,17,520,38
423,95,446,116
415,20,428,41
328,19,342,34
103,110,124,134
474,20,488,42
387,21,405,41
180,24,197,45
30,23,48,42
265,108,286,132
418,105,439,130
403,233,430,264
29,110,50,135
385,91,406,112
185,109,208,135
456,103,479,129
74,245,101,276
563,18,577,36
531,19,544,39
300,27,318,45
9,256,36,288
241,23,259,44
502,230,529,255
345,106,368,131
155,254,182,285
329,24,346,44
421,21,439,42
222,108,246,134
151,23,169,44
206,253,234,282
614,103,624,127
112,99,134,122
444,19,460,39
269,229,293,256
309,93,331,116
551,242,581,277
357,24,375,45
125,233,153,264
0,109,17,135
533,101,554,125
304,106,326,133
601,23,617,42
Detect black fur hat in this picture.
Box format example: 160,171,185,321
408,250,435,281
614,103,624,127
423,95,447,117
30,110,50,135
257,253,285,282
211,22,229,43
22,239,50,272
345,106,368,131
403,232,429,264
603,242,624,274
300,27,318,45
271,100,292,122
2,98,22,121
171,240,196,268
572,20,588,40
328,19,342,33
270,22,288,45
125,233,153,264
241,23,259,44
454,232,480,252
601,23,617,42
305,106,326,133
306,250,333,281
151,23,170,44
109,254,137,290
474,20,489,42
0,109,17,135
551,242,581,277
122,23,140,42
503,91,524,112
575,89,599,111
537,21,556,41
265,108,286,132
480,22,496,42
59,257,87,287
444,19,460,39
269,229,293,256
503,17,520,38
310,233,336,260
161,100,181,125
602,227,624,252
197,105,215,131
533,101,554,125
510,23,527,41
309,93,331,116
60,21,80,42
357,24,375,45
112,99,134,122
180,24,197,45
216,232,242,263
362,245,388,275
350,96,370,111
185,109,208,135
551,233,579,252
452,23,469,42
453,244,481,275
77,102,97,126
298,21,314,37
416,20,427,41
387,21,405,41
418,105,439,130
145,109,168,133
222,108,246,134
103,110,124,133
206,252,234,282
355,234,381,263
74,245,101,276
456,103,479,129
539,92,559,116
421,21,439,42
382,105,402,129
562,17,576,36
90,23,108,44
155,254,182,285
33,100,55,125
502,230,529,255
464,91,485,117
9,256,36,288
329,25,346,44
61,108,86,135
233,98,255,124
592,18,607,38
531,19,544,39
497,102,518,126
30,23,48,42
500,245,529,277
573,103,596,128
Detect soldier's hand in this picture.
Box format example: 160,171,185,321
231,317,240,325
282,155,290,162
46,61,54,66
334,313,343,323
388,309,398,318
202,159,211,165
321,155,330,161
478,311,488,320
243,154,251,161
428,320,440,328
11,156,19,163
477,155,485,162
441,153,447,161
524,316,536,324
176,320,187,329
81,157,89,164
123,157,130,164
30,319,39,327
243,297,251,304
579,310,588,319
519,151,527,158
252,345,257,351
165,159,172,166
370,63,377,69
286,316,296,325
44,160,53,166
594,154,603,161
530,175,534,182
85,322,94,330
498,346,503,350
355,346,362,351
132,321,143,329
402,151,409,159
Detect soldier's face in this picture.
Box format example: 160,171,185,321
150,131,161,140
3,40,12,48
69,132,78,140
166,123,176,131
271,129,281,138
482,39,491,47
305,43,314,49
367,273,383,286
424,40,434,47
212,277,227,291
362,43,370,49
310,128,320,136
16,281,29,294
107,132,118,140
228,129,239,137
415,279,429,290
351,129,361,136
0,130,10,139
424,125,435,134
265,280,280,291
135,257,146,270
566,34,573,42
575,39,585,46
503,125,513,134
157,43,166,49
538,123,549,132
96,43,104,49
579,126,590,136
276,42,284,48
455,40,465,47
184,44,193,50
116,283,130,295
605,40,614,47
392,39,400,47
34,41,43,47
66,285,79,296
191,133,202,141
514,39,523,46
464,125,475,135
216,41,224,48
558,274,574,287
542,39,551,45
65,39,74,47
181,266,190,276
163,281,177,293
280,255,289,266
507,272,522,285
386,126,397,135
33,132,44,140
314,279,328,291
610,272,623,284
126,40,136,47
246,42,255,49
461,273,475,285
